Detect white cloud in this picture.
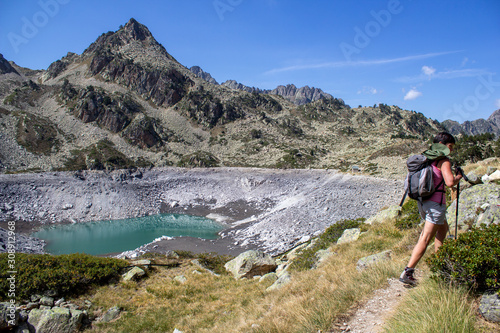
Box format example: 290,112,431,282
422,65,436,76
496,99,500,109
357,86,378,95
395,68,492,83
404,88,422,101
264,51,461,75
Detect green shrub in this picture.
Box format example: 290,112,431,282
177,151,219,167
159,251,233,275
426,224,500,292
195,252,234,275
290,218,366,271
0,253,128,300
395,200,421,230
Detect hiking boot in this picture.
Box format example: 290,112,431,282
399,267,417,285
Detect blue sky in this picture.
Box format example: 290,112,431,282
1,0,499,123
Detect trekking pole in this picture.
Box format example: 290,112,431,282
454,166,468,240
455,180,460,239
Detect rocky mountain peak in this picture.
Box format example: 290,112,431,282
122,18,152,42
0,54,19,75
488,109,500,128
81,18,176,66
221,79,332,105
189,66,219,85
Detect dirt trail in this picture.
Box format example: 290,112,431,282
332,278,412,333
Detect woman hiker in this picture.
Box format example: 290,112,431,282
399,132,463,285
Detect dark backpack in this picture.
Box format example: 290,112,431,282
399,143,450,206
400,154,445,206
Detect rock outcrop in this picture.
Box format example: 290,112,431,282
447,183,500,231
356,250,392,271
479,293,500,323
225,250,277,279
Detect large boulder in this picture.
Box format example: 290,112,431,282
100,306,122,323
337,228,361,244
476,204,500,228
224,250,277,279
447,183,500,231
479,293,500,323
28,307,86,333
465,171,483,185
365,205,401,225
356,250,392,271
122,266,146,281
266,271,292,292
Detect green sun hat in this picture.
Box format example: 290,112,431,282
422,143,450,160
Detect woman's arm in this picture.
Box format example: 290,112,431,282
440,159,462,187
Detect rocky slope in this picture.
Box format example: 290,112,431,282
0,167,402,255
0,18,444,176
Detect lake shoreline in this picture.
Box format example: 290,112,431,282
0,167,403,256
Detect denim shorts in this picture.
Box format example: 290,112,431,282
418,200,447,225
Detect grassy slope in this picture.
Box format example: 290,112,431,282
32,158,498,332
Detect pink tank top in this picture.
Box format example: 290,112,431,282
428,161,445,204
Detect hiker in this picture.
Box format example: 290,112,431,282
399,132,463,285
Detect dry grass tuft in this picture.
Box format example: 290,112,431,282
383,277,477,333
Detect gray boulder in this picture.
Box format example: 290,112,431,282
479,293,500,323
476,204,500,228
259,272,278,284
28,307,86,333
100,306,121,323
356,250,392,271
122,266,146,281
224,250,277,279
490,170,500,181
365,205,401,225
337,228,361,244
447,183,500,231
266,271,292,292
465,171,483,185
486,166,497,175
39,296,54,307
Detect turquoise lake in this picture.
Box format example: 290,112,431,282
32,213,225,255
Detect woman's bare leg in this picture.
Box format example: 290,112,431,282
407,221,440,268
434,222,449,252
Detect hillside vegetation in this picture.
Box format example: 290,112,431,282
0,19,445,177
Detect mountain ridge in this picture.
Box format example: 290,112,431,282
0,18,455,176
441,109,500,137
188,65,334,106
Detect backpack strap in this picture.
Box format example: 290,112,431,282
431,159,446,205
